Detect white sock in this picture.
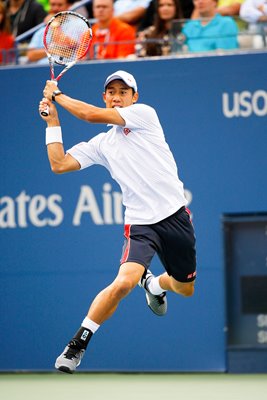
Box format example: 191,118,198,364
82,317,100,333
147,276,165,295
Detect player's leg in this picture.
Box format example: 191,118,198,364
139,269,194,317
158,272,195,296
139,207,196,312
55,262,144,374
86,261,145,324
122,224,168,316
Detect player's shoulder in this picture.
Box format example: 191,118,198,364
117,103,158,119
132,103,158,118
131,103,156,113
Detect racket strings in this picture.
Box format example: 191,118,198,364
45,14,91,64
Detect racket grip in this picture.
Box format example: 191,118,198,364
40,105,50,116
40,81,57,117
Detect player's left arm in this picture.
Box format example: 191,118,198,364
43,80,125,126
39,98,81,174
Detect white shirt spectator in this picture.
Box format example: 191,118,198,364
240,0,267,23
114,0,152,15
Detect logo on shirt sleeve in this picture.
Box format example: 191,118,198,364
123,128,131,135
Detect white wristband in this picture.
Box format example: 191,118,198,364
46,126,63,145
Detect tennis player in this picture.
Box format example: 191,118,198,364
40,70,197,373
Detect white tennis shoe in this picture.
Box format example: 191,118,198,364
55,340,85,374
138,269,167,316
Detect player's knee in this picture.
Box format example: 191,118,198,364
112,277,134,299
180,285,194,297
172,281,195,297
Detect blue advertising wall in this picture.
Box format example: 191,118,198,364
0,52,266,371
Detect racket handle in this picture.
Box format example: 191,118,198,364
40,105,50,116
40,81,57,117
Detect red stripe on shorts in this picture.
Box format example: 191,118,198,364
121,224,131,264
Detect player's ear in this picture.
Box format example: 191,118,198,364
102,92,107,103
133,92,139,103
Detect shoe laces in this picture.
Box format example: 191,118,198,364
155,293,166,305
64,340,82,360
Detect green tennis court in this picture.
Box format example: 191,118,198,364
1,373,267,400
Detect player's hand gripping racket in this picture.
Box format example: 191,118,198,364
41,11,92,116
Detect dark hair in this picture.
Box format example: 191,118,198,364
154,0,183,35
143,0,183,56
0,1,11,34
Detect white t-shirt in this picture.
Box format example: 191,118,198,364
67,103,187,225
114,0,151,15
240,0,267,23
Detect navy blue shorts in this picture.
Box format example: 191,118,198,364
120,207,197,283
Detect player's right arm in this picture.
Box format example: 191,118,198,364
43,81,125,126
39,98,81,174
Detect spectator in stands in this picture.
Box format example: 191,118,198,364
217,0,242,16
192,0,247,30
0,0,15,63
138,0,183,56
239,0,267,47
68,0,90,18
139,0,193,32
5,0,47,38
182,0,239,51
240,0,267,24
90,0,136,59
217,0,247,30
114,0,152,29
27,0,72,64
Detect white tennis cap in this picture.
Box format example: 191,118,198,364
104,70,138,92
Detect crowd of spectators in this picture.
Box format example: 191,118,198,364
27,0,72,64
1,0,267,65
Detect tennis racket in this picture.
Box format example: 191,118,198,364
41,11,92,116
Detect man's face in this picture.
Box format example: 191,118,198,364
193,0,216,15
49,0,69,14
103,80,138,108
93,0,113,23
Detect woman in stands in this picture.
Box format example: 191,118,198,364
138,0,184,56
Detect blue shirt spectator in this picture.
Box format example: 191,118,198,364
182,13,239,51
27,25,47,64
